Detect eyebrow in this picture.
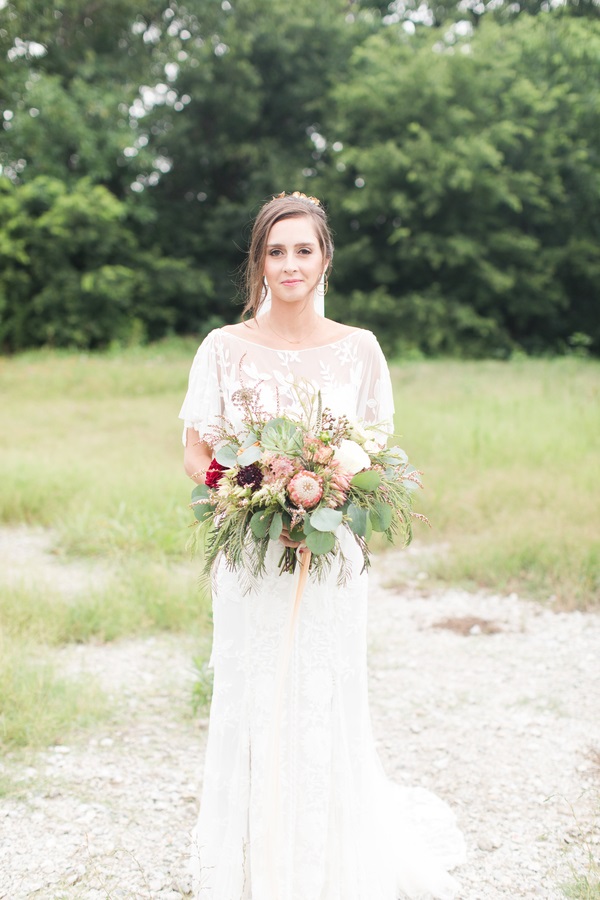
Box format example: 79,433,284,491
267,241,317,248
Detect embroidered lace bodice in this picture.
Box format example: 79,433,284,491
179,327,395,445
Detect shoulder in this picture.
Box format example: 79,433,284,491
318,320,379,346
195,324,243,353
338,324,383,353
220,322,255,337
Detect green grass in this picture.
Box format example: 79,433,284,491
0,563,210,645
561,875,600,900
391,357,600,608
0,638,107,749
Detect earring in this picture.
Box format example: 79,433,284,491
323,272,329,296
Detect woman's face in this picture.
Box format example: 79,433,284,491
263,215,328,309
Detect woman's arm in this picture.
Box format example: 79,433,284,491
183,428,213,484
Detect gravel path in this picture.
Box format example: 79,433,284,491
0,534,599,899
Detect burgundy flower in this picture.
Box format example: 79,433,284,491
236,463,263,490
205,458,227,488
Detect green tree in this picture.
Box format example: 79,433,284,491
323,14,600,356
0,176,211,349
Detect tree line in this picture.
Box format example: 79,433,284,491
1,0,599,357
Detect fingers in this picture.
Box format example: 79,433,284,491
279,527,306,550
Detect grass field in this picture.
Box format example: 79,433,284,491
0,340,599,747
392,357,600,608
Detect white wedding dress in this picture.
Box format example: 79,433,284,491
180,328,465,900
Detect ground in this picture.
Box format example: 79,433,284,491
0,531,598,899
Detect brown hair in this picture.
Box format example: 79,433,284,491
242,192,334,319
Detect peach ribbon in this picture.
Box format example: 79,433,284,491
265,547,312,899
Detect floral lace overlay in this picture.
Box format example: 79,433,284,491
180,330,465,900
179,329,394,446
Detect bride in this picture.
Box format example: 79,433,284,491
179,192,465,899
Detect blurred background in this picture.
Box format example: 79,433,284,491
0,0,598,749
1,0,600,357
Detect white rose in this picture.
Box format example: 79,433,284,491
332,439,372,475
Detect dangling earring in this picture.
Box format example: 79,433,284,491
323,272,329,296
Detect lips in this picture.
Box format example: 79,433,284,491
282,279,302,285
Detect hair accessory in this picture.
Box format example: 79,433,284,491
273,190,321,206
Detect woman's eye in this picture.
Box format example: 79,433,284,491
299,248,311,255
269,249,282,257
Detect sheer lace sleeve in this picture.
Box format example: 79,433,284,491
356,332,395,434
178,330,224,446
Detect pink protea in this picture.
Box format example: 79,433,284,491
303,435,334,465
287,469,323,509
329,462,353,493
270,455,296,480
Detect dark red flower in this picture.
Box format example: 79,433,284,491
205,458,227,487
236,463,263,490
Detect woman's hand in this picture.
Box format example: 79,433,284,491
279,526,306,551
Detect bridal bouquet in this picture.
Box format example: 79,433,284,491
190,381,425,588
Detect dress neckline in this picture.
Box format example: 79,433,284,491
218,327,365,353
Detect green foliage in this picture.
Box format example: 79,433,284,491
0,2,599,354
0,176,211,349
325,15,600,356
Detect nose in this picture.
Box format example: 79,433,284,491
283,255,298,273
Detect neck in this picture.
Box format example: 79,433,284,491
265,301,319,343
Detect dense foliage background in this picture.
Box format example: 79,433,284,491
1,0,599,356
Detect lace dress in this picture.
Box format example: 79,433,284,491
179,328,465,900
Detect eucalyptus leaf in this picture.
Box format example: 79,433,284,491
402,479,419,493
236,444,262,467
269,511,283,541
250,510,271,539
191,483,211,502
369,501,393,532
346,503,368,536
381,447,408,466
305,530,336,555
350,470,381,491
302,517,316,535
242,431,260,449
215,443,239,467
191,501,213,523
190,483,213,522
309,508,343,532
289,523,307,542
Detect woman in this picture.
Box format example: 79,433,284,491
180,192,465,899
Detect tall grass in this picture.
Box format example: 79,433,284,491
392,357,600,608
0,637,107,748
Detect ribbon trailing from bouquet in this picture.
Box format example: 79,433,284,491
265,547,312,900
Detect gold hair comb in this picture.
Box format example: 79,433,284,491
273,191,321,206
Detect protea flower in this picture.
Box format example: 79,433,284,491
287,470,323,509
